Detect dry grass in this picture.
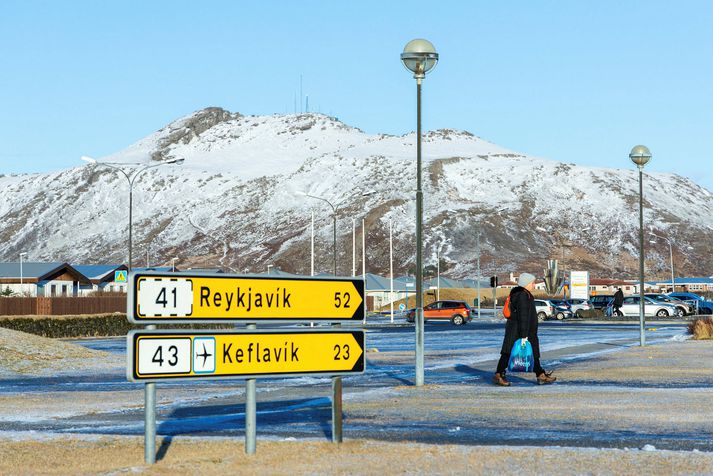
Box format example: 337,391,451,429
688,317,713,339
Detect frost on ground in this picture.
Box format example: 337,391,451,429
0,437,712,476
0,327,122,376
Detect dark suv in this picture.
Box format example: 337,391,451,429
590,295,614,310
406,300,473,325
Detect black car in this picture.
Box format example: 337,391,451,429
590,295,614,310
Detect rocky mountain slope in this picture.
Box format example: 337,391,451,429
1,107,711,279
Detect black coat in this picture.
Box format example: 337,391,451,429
500,286,540,358
613,289,624,307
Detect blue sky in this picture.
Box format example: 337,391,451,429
1,1,712,191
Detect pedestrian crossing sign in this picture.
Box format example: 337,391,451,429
115,270,128,283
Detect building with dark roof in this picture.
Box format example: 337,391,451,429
0,262,91,297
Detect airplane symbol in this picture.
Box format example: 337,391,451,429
196,342,212,367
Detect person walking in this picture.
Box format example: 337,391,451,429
613,287,624,316
493,272,556,386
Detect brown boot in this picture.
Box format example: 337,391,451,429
537,371,556,385
492,372,511,387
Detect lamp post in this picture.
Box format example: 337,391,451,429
296,190,340,442
81,155,183,465
629,145,652,347
19,252,27,295
81,156,184,273
298,192,337,275
389,219,394,324
476,231,481,319
401,38,438,387
402,38,438,372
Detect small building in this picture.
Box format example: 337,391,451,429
0,262,91,297
73,264,129,295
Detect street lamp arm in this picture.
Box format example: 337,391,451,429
87,160,132,185
302,193,336,214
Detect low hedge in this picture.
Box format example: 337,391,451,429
0,314,233,338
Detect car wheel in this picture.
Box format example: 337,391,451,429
537,312,546,322
613,310,623,317
451,314,465,326
575,310,583,318
656,309,669,317
675,307,685,318
556,312,564,320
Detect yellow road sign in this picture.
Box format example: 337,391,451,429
128,271,365,323
127,329,365,381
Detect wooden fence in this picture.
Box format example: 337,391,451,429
0,296,126,316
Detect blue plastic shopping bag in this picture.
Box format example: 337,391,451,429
508,338,534,372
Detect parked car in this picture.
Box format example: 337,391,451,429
565,298,593,317
617,296,682,317
645,293,694,316
667,292,713,315
405,300,473,325
590,295,614,311
548,299,574,320
533,299,555,321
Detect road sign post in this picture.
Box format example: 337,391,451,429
127,271,366,460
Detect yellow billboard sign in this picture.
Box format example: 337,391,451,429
127,329,365,382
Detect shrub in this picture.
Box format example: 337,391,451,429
688,318,713,340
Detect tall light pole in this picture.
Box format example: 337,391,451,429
401,38,438,386
81,156,184,272
649,232,675,292
19,252,27,295
389,219,394,324
298,192,337,275
630,145,652,347
476,231,481,319
81,155,183,465
352,218,356,277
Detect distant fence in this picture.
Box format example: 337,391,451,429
0,296,126,316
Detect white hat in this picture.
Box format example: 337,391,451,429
518,273,536,287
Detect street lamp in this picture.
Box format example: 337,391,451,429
296,191,337,275
401,38,438,387
81,154,183,465
81,156,184,272
629,145,652,347
19,252,27,295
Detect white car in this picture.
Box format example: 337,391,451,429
645,294,694,316
618,296,682,317
533,299,555,321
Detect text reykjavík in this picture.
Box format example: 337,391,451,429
128,271,365,323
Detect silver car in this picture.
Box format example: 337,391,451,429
645,294,694,316
619,296,683,317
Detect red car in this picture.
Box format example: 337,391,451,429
406,300,473,326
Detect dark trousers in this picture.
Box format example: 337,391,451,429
497,352,545,376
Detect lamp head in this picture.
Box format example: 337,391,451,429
629,145,652,167
401,39,438,80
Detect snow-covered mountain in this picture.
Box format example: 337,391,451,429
1,107,712,279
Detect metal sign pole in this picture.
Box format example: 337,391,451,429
332,322,343,443
144,323,156,464
245,323,257,454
